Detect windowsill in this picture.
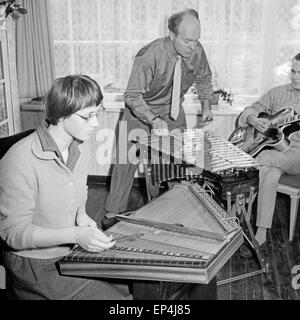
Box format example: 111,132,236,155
103,92,253,115
20,93,254,116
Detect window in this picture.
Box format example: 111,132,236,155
49,0,300,104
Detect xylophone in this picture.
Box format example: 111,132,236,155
138,129,205,186
203,131,260,174
202,131,261,201
138,130,261,200
59,183,243,284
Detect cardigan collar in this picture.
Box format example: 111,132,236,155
32,120,82,171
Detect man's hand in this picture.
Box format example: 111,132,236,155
152,118,169,136
76,212,97,228
202,108,213,122
201,99,213,122
247,115,270,133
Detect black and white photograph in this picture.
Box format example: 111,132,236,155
0,0,300,305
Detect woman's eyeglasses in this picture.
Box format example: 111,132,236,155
74,103,105,121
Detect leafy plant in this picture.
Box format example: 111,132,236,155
0,0,27,19
190,84,234,106
214,89,234,106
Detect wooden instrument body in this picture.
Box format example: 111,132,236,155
59,184,243,284
229,108,300,156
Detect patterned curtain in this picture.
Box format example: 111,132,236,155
49,0,300,102
17,0,55,99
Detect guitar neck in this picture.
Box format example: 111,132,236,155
276,114,300,127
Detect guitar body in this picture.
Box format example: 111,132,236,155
229,108,300,157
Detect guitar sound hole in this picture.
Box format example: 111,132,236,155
264,127,281,140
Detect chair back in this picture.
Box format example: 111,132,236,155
0,129,35,295
0,129,35,160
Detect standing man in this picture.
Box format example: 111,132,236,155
103,9,214,229
237,53,300,250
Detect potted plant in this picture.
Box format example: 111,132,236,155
0,0,27,26
190,63,234,106
213,89,234,106
190,84,234,106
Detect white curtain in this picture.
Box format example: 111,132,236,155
16,0,55,99
49,0,300,102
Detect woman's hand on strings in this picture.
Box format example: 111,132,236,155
75,227,116,252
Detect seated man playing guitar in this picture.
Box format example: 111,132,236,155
235,53,300,247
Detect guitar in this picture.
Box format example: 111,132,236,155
229,108,300,157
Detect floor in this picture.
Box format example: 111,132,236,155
218,192,300,300
86,178,300,300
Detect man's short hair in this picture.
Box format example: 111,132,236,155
168,8,199,35
293,53,300,62
45,75,103,125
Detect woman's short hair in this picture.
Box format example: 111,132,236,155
45,75,103,125
168,8,199,35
